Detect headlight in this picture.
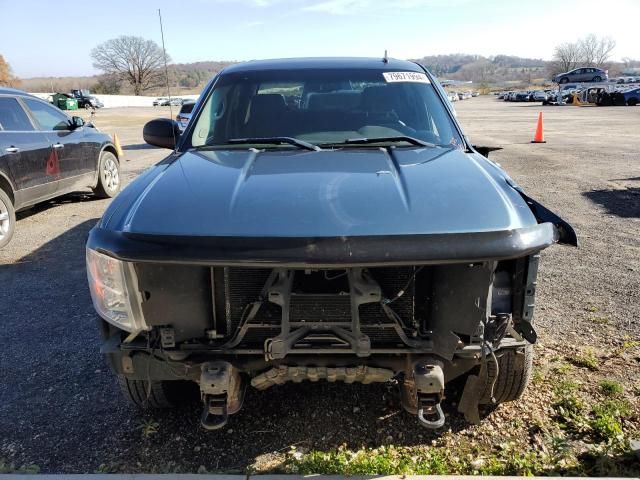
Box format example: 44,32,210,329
86,248,148,333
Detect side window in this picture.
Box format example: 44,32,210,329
23,98,71,131
0,97,34,131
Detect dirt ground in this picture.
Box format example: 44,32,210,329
0,98,638,474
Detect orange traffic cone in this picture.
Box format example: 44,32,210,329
531,112,546,143
113,133,124,158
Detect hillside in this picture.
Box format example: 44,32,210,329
19,54,552,94
411,54,549,84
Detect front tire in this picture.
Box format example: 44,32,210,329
628,98,638,106
117,377,183,409
93,151,121,198
479,344,533,405
559,77,569,84
0,188,16,249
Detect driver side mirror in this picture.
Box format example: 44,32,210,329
143,118,181,149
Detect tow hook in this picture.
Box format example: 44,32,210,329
199,361,244,430
414,361,446,429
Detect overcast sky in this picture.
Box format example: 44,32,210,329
1,0,638,78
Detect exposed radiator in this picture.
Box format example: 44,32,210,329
214,267,418,347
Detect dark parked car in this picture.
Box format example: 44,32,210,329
553,67,608,84
623,87,640,106
71,89,104,109
0,88,121,248
176,100,196,132
86,58,576,431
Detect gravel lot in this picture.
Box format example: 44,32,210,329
1,99,638,474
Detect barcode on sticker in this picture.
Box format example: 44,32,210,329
383,72,430,83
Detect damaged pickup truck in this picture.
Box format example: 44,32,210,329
86,58,577,430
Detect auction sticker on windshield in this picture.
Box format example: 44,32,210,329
383,71,430,83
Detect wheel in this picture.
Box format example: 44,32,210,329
478,344,533,405
592,76,602,82
628,98,638,106
559,77,569,84
84,103,92,110
93,151,121,198
0,188,16,249
117,376,184,409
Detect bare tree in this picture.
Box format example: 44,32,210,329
91,36,168,95
578,34,616,67
550,42,581,74
0,54,20,87
593,36,616,67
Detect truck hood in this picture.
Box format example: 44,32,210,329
104,146,538,237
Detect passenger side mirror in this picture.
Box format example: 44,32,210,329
143,118,181,149
71,116,85,129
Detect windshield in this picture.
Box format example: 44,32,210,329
188,68,463,149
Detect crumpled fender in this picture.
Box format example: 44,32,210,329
515,190,578,247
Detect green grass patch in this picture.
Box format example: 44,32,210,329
614,339,640,357
552,380,589,431
283,442,580,476
590,316,609,325
569,349,599,371
0,460,40,474
552,361,573,375
599,379,624,397
590,399,632,442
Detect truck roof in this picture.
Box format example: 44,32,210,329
222,57,424,74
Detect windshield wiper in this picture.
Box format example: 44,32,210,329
226,137,321,151
322,136,436,148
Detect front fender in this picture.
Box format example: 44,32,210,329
515,190,578,247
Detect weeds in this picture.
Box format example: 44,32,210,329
613,339,640,357
0,460,40,474
590,399,632,443
599,379,624,397
138,418,160,438
553,379,586,425
552,361,573,375
569,348,599,371
284,442,581,476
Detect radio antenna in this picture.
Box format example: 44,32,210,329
158,8,177,152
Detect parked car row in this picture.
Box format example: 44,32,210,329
544,85,640,106
498,90,552,102
153,97,193,106
446,91,477,102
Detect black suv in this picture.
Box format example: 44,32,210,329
0,88,120,247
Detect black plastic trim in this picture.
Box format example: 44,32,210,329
87,223,558,267
516,190,578,247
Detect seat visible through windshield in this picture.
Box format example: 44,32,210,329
189,68,462,148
